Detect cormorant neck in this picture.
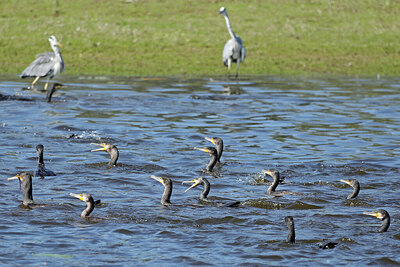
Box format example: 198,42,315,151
22,176,34,206
379,216,390,233
37,150,44,165
348,183,360,199
216,142,223,163
81,197,95,218
267,174,279,194
200,179,210,200
287,224,295,243
108,147,119,167
206,153,217,172
223,13,236,39
46,86,56,102
161,183,172,205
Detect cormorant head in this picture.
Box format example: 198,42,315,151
205,137,223,147
151,175,172,188
36,144,44,154
70,193,93,203
263,169,280,180
182,177,205,192
194,146,217,157
91,143,116,154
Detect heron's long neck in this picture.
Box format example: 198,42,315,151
200,180,210,200
223,14,236,39
287,223,295,243
348,184,360,199
161,183,172,205
267,175,279,193
81,198,95,218
206,154,217,172
108,148,119,167
52,45,61,57
22,178,34,205
379,216,390,233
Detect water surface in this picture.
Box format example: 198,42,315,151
0,74,399,265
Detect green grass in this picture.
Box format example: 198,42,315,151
0,0,399,76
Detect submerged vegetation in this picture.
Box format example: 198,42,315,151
0,0,399,76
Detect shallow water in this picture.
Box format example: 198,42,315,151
0,74,399,265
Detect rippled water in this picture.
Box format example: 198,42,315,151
0,74,399,265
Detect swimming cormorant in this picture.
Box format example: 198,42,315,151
194,146,218,172
205,137,223,163
340,179,360,199
183,177,240,207
263,169,302,196
8,172,34,206
46,83,63,102
285,216,295,243
364,209,390,232
91,143,119,167
151,175,173,206
70,193,95,219
35,144,56,177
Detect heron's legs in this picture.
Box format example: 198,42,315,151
235,61,240,78
30,76,40,89
227,59,232,78
44,78,51,91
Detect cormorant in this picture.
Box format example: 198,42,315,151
70,193,95,219
263,169,302,196
151,175,173,206
194,146,218,172
8,172,34,206
205,137,223,163
285,216,295,243
340,179,360,199
35,144,56,177
46,83,63,102
364,209,390,232
183,177,240,207
91,143,119,167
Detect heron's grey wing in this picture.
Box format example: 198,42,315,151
240,46,246,62
20,52,56,78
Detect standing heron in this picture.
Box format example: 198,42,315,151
20,35,64,90
219,7,246,78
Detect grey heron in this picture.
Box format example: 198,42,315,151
219,7,246,78
20,35,64,90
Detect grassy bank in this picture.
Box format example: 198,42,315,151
0,0,399,76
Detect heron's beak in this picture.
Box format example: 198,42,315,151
57,43,62,48
205,137,216,145
194,147,210,153
70,193,84,201
91,143,107,152
182,179,200,192
363,211,383,219
340,179,351,186
151,175,164,185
